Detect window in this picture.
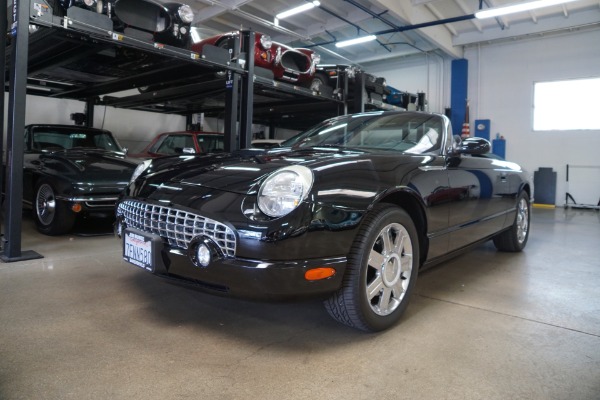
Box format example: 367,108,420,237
155,134,195,155
533,77,600,131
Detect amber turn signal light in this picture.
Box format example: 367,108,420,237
71,203,82,213
304,267,336,281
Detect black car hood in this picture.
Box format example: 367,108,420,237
134,147,424,198
45,148,138,181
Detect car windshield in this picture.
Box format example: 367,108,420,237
31,127,123,152
197,135,225,153
282,112,444,155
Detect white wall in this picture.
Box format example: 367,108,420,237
3,94,186,153
465,28,600,206
94,106,186,152
362,52,451,114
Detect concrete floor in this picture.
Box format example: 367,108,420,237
0,208,599,400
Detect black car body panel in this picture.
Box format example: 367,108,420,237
55,0,194,47
116,111,531,304
23,124,139,234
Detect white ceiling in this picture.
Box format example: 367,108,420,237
186,0,600,65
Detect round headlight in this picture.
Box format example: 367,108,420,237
130,159,152,184
257,165,313,218
260,35,272,50
178,5,194,24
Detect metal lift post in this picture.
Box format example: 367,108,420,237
1,0,43,262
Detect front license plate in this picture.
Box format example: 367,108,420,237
123,229,156,272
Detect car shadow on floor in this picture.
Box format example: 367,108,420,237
122,259,429,349
71,216,115,236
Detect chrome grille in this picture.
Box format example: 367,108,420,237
117,200,236,257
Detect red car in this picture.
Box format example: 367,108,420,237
129,131,224,158
191,31,319,87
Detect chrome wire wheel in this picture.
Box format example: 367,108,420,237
366,222,413,316
516,197,529,244
36,183,56,226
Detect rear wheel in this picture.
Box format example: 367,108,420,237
325,204,420,332
34,180,76,235
493,192,530,252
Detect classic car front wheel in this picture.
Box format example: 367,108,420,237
309,73,329,92
493,191,530,252
34,181,76,235
325,204,420,332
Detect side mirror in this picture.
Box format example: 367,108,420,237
182,147,196,154
452,137,491,155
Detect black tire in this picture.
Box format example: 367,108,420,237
33,180,76,235
325,204,420,332
309,73,329,92
493,192,530,252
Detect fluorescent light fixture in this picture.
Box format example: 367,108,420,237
475,0,580,19
275,1,320,20
335,35,377,48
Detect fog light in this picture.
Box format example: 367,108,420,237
305,267,336,281
196,244,211,267
71,203,82,213
189,236,224,268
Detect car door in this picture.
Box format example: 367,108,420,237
446,154,514,251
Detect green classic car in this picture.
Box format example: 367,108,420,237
22,124,139,235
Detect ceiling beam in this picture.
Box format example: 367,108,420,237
192,0,255,23
453,11,600,46
370,0,464,58
272,8,370,43
455,0,483,32
425,3,458,36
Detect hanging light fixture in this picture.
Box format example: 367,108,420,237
475,0,580,19
275,1,320,20
335,35,377,48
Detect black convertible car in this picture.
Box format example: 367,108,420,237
115,111,531,332
23,124,139,235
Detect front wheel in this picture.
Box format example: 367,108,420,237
325,204,420,332
493,191,530,252
309,73,329,92
34,180,76,235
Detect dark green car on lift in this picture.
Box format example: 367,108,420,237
22,124,139,235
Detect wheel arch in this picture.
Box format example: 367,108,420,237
30,173,75,202
521,182,532,201
374,188,429,267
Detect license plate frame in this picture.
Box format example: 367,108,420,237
123,228,162,273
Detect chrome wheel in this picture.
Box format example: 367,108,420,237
325,204,419,331
516,197,529,244
36,183,56,226
493,191,530,252
366,222,413,316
